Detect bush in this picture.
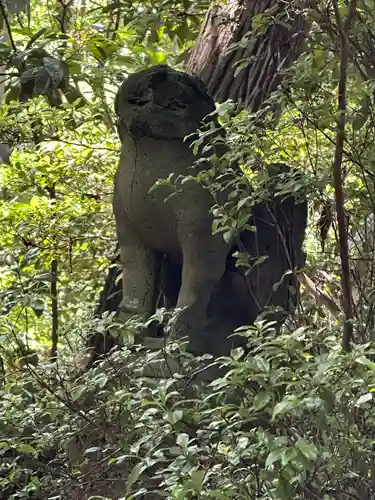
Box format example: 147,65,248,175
2,322,375,499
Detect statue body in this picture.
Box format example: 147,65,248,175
112,64,308,358
113,65,230,349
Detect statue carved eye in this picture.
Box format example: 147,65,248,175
128,97,149,106
167,101,187,111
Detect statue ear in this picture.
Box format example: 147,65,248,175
187,73,214,105
150,68,169,88
190,74,208,95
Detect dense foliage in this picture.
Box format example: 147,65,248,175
2,0,375,498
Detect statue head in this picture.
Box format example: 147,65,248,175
115,65,216,140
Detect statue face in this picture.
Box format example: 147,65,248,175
115,65,215,140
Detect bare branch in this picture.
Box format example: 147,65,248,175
332,0,357,350
50,259,59,361
0,0,17,51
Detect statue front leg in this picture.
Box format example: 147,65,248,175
115,214,158,333
172,229,229,355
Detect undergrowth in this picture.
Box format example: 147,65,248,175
1,321,375,500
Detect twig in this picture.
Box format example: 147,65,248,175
111,0,121,41
57,0,74,34
0,0,17,52
50,259,59,361
300,272,342,319
332,0,357,350
47,181,59,361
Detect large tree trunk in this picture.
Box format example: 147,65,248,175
186,0,309,111
87,0,310,364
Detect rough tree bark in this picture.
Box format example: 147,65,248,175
87,0,311,364
186,0,309,111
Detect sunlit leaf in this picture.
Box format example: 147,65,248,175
355,393,373,406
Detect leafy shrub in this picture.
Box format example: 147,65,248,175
2,321,375,499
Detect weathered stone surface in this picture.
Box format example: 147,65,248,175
89,65,307,362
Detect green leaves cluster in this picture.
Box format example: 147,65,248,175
0,0,210,366
2,325,375,499
2,0,375,498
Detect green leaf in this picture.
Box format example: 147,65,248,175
253,391,271,411
166,410,183,424
237,196,252,209
43,57,65,87
148,50,166,65
281,447,298,466
71,385,87,402
17,443,38,456
234,60,249,78
272,396,300,420
87,36,118,61
34,272,54,282
254,255,269,266
252,13,269,32
30,297,45,317
126,462,143,493
176,433,190,449
223,229,235,243
231,346,245,360
190,469,206,493
33,68,51,95
5,0,29,14
352,113,367,131
265,448,284,468
356,393,373,406
295,439,319,461
95,373,109,389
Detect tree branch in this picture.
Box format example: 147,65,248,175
332,0,357,350
50,259,59,361
0,0,17,51
49,182,58,361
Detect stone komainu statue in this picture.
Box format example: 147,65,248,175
98,64,308,359
113,64,232,354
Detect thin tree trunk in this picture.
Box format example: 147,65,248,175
0,3,10,163
50,259,59,361
332,0,356,350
